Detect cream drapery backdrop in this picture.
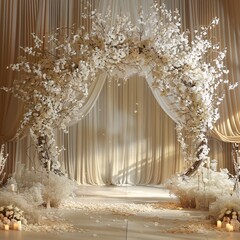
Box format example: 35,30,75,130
0,0,239,184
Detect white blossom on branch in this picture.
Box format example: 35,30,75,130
2,3,237,172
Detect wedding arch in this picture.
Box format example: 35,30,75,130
4,3,236,176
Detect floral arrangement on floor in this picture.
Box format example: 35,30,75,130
0,165,79,230
0,204,27,230
10,166,79,208
2,3,237,175
209,196,240,231
0,190,40,226
165,165,234,209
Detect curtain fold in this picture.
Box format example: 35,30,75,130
210,0,240,143
0,0,239,185
60,75,183,184
67,72,107,127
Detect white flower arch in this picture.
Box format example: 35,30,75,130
4,3,236,176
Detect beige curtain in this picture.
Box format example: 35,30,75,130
0,0,239,184
210,0,240,144
59,76,183,184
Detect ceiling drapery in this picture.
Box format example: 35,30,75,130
0,0,239,184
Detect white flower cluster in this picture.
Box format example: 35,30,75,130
165,167,235,209
12,168,78,208
4,3,237,171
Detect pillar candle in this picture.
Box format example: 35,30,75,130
13,222,18,230
4,225,9,231
17,221,22,231
217,220,222,228
229,225,234,232
226,223,231,231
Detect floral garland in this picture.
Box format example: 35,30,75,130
3,4,237,173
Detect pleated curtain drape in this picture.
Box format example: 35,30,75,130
0,0,239,184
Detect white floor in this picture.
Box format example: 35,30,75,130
1,185,240,240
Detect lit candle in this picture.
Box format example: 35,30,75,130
217,220,222,228
229,225,234,232
226,223,233,232
4,225,9,231
226,223,230,231
13,222,18,230
17,221,22,231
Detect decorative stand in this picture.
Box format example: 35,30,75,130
232,143,240,198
